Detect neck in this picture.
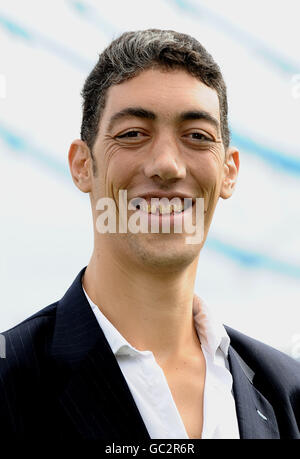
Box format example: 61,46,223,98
82,239,201,364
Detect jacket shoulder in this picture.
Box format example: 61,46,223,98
225,325,300,387
225,325,300,437
0,302,58,371
0,302,59,435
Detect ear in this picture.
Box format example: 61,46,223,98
68,139,92,193
220,146,240,199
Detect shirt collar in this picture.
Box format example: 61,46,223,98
192,295,230,357
82,284,230,359
82,285,140,356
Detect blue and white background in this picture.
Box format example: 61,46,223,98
1,0,299,358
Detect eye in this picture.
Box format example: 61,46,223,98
185,132,212,142
116,130,146,139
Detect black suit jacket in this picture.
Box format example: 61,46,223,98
0,267,299,439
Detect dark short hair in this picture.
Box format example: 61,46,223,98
80,29,230,172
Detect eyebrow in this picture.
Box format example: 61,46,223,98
107,107,155,132
107,106,220,133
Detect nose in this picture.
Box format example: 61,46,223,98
143,134,186,182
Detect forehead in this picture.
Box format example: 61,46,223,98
102,68,220,125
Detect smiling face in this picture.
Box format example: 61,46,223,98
70,67,239,272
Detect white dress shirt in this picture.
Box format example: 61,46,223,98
82,285,240,439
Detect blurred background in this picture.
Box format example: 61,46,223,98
0,0,299,359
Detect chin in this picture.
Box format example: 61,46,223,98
126,233,200,271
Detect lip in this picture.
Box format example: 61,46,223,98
134,202,194,231
132,191,196,203
133,199,195,225
126,191,197,228
129,192,196,213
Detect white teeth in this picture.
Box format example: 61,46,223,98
146,204,158,213
173,202,183,213
160,205,171,214
136,198,190,214
144,201,185,214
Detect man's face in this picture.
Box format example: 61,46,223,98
88,67,237,271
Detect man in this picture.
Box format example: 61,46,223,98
0,29,299,440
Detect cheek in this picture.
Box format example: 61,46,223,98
192,148,224,190
91,142,122,198
103,144,139,192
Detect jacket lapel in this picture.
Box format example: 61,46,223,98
228,346,280,439
49,267,150,440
